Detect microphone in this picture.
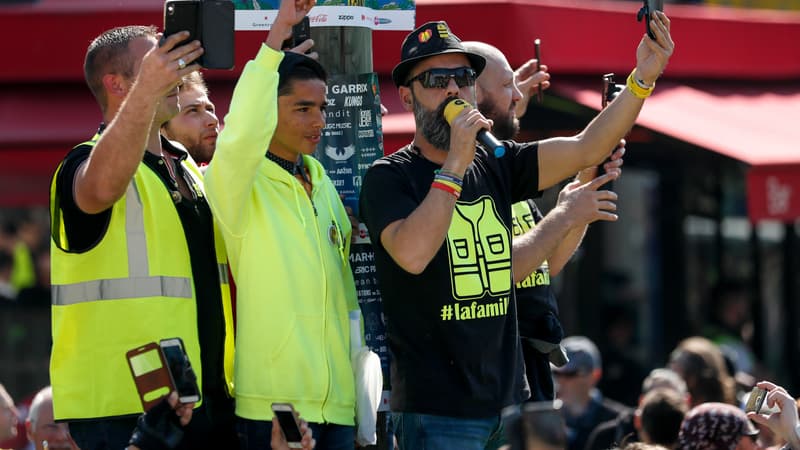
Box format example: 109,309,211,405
443,99,506,158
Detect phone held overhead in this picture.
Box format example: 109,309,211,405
637,0,664,40
282,16,311,51
163,0,235,70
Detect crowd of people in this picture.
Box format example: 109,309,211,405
1,0,798,449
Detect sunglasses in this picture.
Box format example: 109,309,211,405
553,370,585,378
405,67,477,89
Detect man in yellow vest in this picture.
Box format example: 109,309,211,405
49,26,235,449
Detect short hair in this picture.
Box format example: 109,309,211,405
84,25,158,112
640,388,688,448
180,71,209,97
277,52,327,97
642,368,688,396
27,386,52,431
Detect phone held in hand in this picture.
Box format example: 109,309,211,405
271,402,304,448
159,337,201,404
163,0,235,70
126,342,175,411
745,386,767,413
636,0,664,40
282,16,312,51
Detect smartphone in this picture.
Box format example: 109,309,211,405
271,403,304,448
164,0,198,45
602,73,624,109
282,16,311,51
597,73,624,178
159,337,201,404
163,0,235,70
745,386,767,413
126,342,175,411
637,0,664,40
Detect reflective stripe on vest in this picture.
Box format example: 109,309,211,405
51,181,192,305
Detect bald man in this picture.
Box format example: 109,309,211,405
26,386,79,450
0,384,19,444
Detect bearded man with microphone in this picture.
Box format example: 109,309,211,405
359,17,674,450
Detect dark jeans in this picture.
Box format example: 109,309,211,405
391,412,507,450
237,417,355,450
521,338,556,402
70,390,237,450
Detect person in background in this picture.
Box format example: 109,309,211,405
635,388,688,449
25,386,79,450
0,384,19,445
676,402,760,450
668,336,736,406
463,40,625,404
552,336,630,450
161,71,219,168
585,367,689,449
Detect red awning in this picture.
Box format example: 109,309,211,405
557,80,800,166
556,80,800,222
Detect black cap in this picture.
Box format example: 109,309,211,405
391,21,486,87
278,51,327,88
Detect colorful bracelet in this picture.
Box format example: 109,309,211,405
431,181,461,199
434,169,464,186
433,175,461,191
434,173,463,187
626,69,655,99
434,178,462,194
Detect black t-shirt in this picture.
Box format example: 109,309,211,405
511,199,564,343
55,129,226,393
359,142,540,417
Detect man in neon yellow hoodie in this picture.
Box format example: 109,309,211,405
204,0,361,448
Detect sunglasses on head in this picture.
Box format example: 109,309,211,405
405,67,477,89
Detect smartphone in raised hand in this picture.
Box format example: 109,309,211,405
637,0,664,40
163,0,235,69
282,16,311,51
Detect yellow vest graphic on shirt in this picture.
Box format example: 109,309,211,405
447,196,512,300
511,201,551,289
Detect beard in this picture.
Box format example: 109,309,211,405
412,92,452,151
478,97,518,140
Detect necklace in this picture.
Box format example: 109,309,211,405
265,151,298,174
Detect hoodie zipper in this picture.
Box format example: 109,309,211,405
293,172,333,421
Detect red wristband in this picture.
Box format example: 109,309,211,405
431,181,460,199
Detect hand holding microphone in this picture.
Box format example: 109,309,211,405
443,99,506,158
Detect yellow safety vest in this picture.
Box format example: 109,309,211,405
49,136,234,420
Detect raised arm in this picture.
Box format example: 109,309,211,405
205,0,315,236
536,11,674,191
74,33,202,214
